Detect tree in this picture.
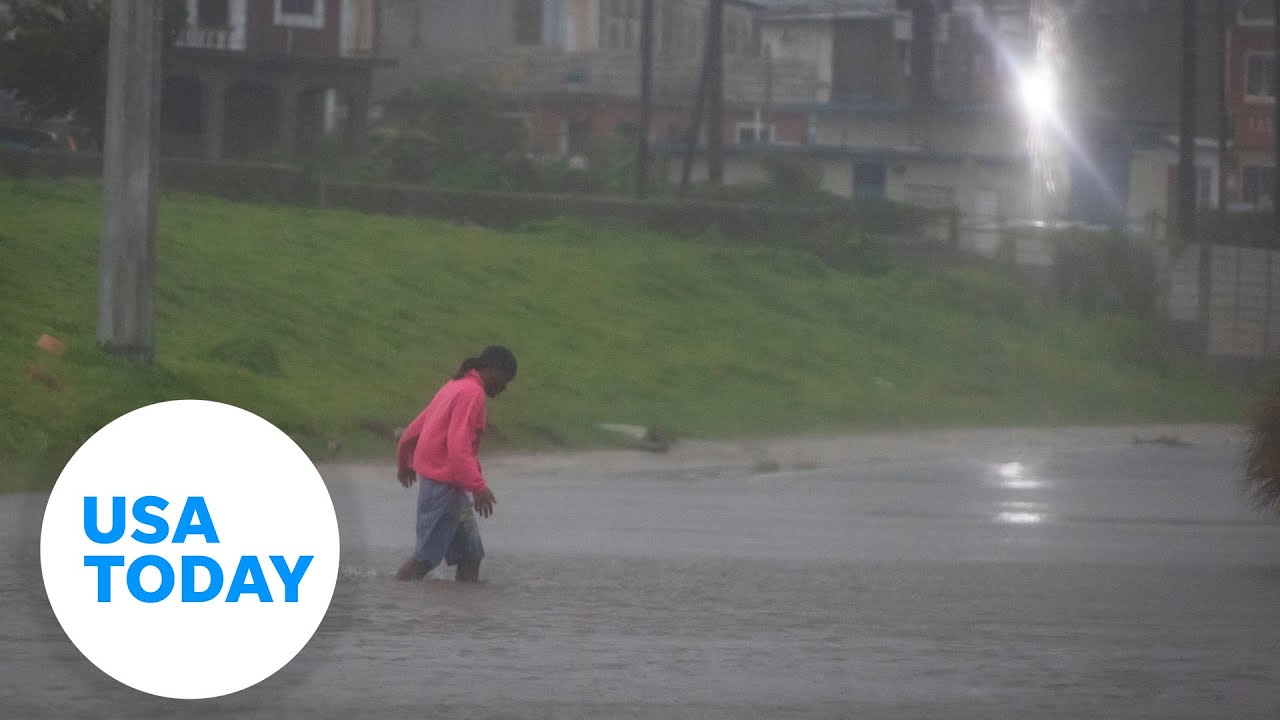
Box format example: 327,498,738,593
374,77,527,187
0,0,185,146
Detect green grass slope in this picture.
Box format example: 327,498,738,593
0,177,1249,490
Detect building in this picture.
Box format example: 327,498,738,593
1226,0,1275,211
374,1,818,157
366,0,1249,241
673,0,1063,248
373,0,1061,231
160,0,392,161
1065,0,1232,227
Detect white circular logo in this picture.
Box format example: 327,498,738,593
39,400,340,699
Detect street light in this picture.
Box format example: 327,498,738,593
1018,63,1057,125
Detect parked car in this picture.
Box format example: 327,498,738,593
0,125,78,152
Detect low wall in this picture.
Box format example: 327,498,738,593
0,148,950,253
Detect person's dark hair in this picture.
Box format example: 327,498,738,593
454,345,517,380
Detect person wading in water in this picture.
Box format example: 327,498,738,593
394,345,517,582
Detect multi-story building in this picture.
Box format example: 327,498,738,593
374,1,819,157
1226,0,1275,211
1065,0,1231,228
699,0,1065,245
160,0,390,160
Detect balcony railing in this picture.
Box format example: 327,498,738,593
175,25,241,52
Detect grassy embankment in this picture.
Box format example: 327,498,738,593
0,177,1251,491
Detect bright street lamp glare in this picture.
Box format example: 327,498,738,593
1019,66,1056,121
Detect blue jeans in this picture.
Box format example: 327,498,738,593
411,475,484,579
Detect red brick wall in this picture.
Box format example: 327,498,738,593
1229,25,1274,152
246,0,341,56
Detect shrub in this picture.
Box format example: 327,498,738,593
805,222,892,275
1049,228,1158,317
1245,369,1280,514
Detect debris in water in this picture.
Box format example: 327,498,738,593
598,423,674,453
1133,434,1192,448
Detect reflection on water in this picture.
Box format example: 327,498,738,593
995,462,1049,523
997,511,1046,525
994,460,1050,490
997,462,1025,479
997,500,1048,525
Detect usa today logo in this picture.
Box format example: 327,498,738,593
40,400,340,699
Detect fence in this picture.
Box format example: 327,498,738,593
1166,245,1280,359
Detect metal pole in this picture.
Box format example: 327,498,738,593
679,8,715,195
707,0,725,184
1179,0,1204,354
1266,0,1279,358
637,0,654,198
98,0,162,363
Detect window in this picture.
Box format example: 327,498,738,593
274,0,324,29
1196,166,1212,208
1243,165,1276,209
1246,53,1275,100
736,123,774,145
601,0,640,50
515,0,543,46
197,0,229,28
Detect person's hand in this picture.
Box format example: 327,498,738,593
473,487,496,518
397,467,416,488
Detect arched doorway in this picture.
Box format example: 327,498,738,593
160,75,203,158
223,82,280,160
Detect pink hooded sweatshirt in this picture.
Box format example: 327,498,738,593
396,369,488,493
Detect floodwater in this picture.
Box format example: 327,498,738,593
4,433,1280,718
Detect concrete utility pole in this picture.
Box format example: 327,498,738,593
637,0,654,198
1178,0,1204,353
1217,0,1229,215
707,0,725,184
98,0,162,363
1267,0,1280,359
764,43,774,142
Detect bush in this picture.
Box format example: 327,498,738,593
370,129,438,184
759,152,823,198
1245,369,1280,514
804,222,892,275
1049,228,1158,317
372,77,529,190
